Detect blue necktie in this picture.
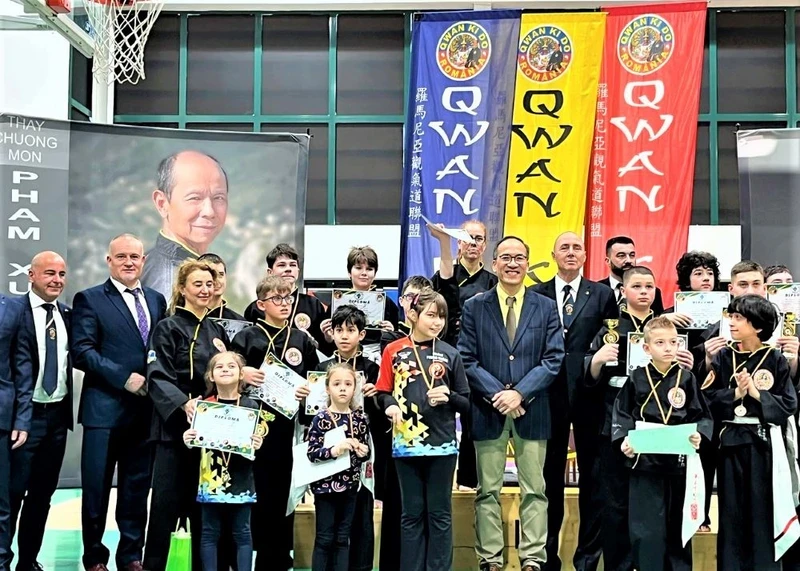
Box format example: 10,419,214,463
126,288,150,345
42,303,58,396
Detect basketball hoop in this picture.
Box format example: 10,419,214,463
83,0,164,85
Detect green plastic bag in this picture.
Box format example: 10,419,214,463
165,520,192,571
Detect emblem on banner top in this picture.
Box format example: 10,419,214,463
517,25,573,83
617,14,674,75
437,21,492,81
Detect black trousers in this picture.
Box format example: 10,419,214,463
629,471,692,571
456,421,477,488
313,489,358,571
143,443,201,571
598,437,634,571
348,487,374,571
543,391,603,571
717,443,779,571
378,457,401,571
395,455,457,571
10,401,69,569
0,430,12,571
252,414,294,571
82,423,152,569
698,426,719,527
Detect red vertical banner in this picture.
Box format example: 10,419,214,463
585,3,706,303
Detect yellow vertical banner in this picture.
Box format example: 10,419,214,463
503,13,606,284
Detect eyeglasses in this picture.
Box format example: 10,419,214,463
496,254,528,264
400,293,416,301
260,295,295,306
469,235,486,244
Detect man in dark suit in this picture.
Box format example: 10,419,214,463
71,234,167,571
532,233,618,571
10,252,72,571
599,236,664,315
0,296,33,571
458,236,564,571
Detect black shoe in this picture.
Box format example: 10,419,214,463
16,562,45,571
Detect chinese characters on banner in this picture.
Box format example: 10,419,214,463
399,11,520,285
584,3,706,302
502,13,606,284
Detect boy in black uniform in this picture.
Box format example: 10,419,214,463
231,275,319,571
703,294,799,571
198,253,246,320
243,243,328,349
585,267,694,571
612,316,713,571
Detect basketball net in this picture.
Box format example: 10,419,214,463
84,0,164,85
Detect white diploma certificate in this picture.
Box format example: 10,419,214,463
768,283,800,315
305,370,365,415
189,400,259,460
249,352,305,419
626,332,688,373
673,291,730,329
292,424,352,487
331,290,386,326
420,214,476,244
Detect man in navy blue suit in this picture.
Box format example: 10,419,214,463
458,236,564,571
71,234,167,571
532,233,618,571
10,252,73,571
0,292,33,571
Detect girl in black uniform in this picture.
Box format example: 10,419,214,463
144,260,230,571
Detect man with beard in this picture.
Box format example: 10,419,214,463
599,236,664,315
532,232,617,571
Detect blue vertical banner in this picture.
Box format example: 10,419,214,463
399,10,521,286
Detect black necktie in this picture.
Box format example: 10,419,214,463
562,284,575,329
42,303,58,396
616,283,626,309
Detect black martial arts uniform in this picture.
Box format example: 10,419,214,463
145,308,230,571
612,362,713,571
584,309,654,571
244,291,328,350
705,344,798,571
230,320,319,571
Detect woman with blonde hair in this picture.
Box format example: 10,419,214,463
144,259,231,571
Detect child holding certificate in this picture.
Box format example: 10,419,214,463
586,266,694,571
376,287,470,571
307,363,370,571
182,351,269,571
703,294,799,571
230,275,319,571
297,305,384,571
612,317,713,571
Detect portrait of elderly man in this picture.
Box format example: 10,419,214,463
140,150,229,298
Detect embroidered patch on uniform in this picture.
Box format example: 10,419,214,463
147,350,157,364
212,338,226,352
295,313,311,330
667,387,686,409
285,347,303,366
753,369,774,391
700,370,715,390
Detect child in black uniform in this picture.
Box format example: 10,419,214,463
703,294,799,571
586,266,694,571
231,275,319,571
612,316,712,571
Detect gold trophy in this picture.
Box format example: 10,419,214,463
603,319,620,366
783,312,797,360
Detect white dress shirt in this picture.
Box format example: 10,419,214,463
29,291,69,403
111,278,151,331
555,274,582,327
609,275,624,301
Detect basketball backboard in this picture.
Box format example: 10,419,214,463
12,0,94,56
